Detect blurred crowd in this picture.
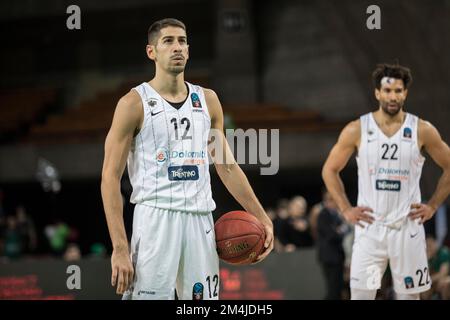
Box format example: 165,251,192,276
1,186,449,300
0,189,107,262
265,188,450,300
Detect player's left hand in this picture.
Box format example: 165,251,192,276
408,203,436,224
252,221,274,264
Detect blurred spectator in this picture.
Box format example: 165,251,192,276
89,242,107,259
45,220,70,256
15,205,37,254
0,189,5,220
421,234,450,300
271,200,289,252
284,196,313,251
273,206,289,252
224,113,236,130
434,205,448,249
63,243,82,261
0,189,5,254
2,215,22,259
309,187,328,241
316,191,349,300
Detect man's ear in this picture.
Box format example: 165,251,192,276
146,44,156,61
374,88,380,101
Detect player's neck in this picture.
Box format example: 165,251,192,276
374,109,406,126
149,72,186,98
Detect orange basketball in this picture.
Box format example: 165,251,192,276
214,211,266,265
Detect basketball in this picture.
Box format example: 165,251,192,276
214,210,266,265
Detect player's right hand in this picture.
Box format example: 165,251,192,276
342,206,374,227
111,249,134,295
252,221,274,265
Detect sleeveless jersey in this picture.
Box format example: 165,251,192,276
127,81,216,213
356,112,425,226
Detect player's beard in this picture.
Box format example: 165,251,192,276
380,101,403,116
167,64,185,75
167,56,187,75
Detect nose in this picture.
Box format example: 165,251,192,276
173,41,182,52
388,92,398,102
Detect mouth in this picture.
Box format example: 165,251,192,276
171,56,184,61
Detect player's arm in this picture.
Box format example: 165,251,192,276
204,88,274,263
101,90,143,294
322,120,374,226
409,120,450,223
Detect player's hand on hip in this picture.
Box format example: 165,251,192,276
342,206,374,227
252,221,274,264
408,203,435,224
111,249,134,295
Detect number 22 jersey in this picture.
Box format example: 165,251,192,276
356,112,425,227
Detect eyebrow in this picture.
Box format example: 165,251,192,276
161,36,187,40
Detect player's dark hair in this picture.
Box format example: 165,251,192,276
372,63,413,90
148,18,186,45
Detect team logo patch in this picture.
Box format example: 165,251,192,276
168,165,199,180
191,93,202,108
156,148,168,163
403,127,412,139
147,98,158,107
403,128,412,139
192,282,204,300
375,179,401,191
404,276,414,289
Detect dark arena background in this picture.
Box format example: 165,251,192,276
1,0,449,302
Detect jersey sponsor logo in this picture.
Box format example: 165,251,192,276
378,168,409,176
403,127,412,139
151,110,163,116
377,167,409,181
191,93,202,108
168,165,199,180
404,276,414,289
375,179,401,191
156,148,168,163
192,282,204,300
171,150,206,159
171,150,207,165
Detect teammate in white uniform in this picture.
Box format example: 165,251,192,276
101,18,274,300
322,63,450,300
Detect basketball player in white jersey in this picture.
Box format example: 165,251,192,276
100,18,273,300
322,63,450,300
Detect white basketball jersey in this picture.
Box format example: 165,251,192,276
356,112,425,226
127,82,216,213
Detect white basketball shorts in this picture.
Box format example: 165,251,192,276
350,217,431,294
123,204,220,300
